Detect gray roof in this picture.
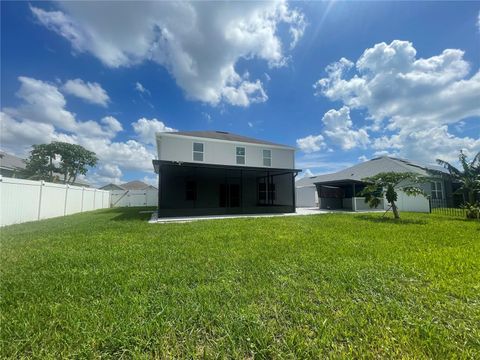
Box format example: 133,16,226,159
100,180,157,190
296,156,448,187
0,151,26,170
165,130,293,148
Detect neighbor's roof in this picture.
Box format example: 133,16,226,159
121,180,156,190
296,156,448,187
0,151,26,170
99,180,157,190
160,130,294,149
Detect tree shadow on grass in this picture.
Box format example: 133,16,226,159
355,214,428,225
105,207,156,222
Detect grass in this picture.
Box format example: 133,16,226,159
1,208,479,358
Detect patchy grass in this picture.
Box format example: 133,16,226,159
1,208,479,358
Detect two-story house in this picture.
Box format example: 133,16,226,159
153,131,300,217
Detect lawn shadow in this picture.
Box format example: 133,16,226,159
356,214,428,225
106,207,156,222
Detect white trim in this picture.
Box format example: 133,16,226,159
192,141,205,162
157,132,295,150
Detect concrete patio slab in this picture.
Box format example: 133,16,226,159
148,207,383,224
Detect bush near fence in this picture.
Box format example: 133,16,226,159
0,176,110,227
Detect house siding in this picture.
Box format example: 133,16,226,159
157,134,295,169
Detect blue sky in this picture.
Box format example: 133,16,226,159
1,1,479,186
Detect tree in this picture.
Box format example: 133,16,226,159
360,172,426,219
25,142,97,184
436,150,480,204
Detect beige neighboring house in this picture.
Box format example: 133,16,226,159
0,150,90,187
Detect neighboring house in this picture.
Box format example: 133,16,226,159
99,183,125,191
100,180,158,207
296,156,453,213
153,130,300,217
0,150,90,187
0,151,27,178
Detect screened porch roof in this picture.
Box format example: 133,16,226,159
152,159,301,175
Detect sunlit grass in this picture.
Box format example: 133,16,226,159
1,208,479,358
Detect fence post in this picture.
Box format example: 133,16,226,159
93,189,97,210
81,187,84,212
64,184,69,216
37,180,44,220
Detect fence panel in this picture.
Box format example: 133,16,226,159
94,189,103,209
0,178,42,225
109,189,157,207
39,182,67,220
65,186,83,215
0,176,110,227
430,198,466,217
82,189,95,212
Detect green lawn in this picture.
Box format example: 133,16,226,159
1,208,479,358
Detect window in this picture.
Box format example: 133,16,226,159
193,142,204,162
263,149,271,167
185,181,197,201
258,182,276,204
431,181,443,200
236,146,245,165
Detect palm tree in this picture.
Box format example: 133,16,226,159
436,150,480,204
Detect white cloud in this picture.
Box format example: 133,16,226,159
321,106,369,150
132,118,176,145
358,155,368,162
143,175,158,187
30,1,305,107
88,164,123,186
296,134,326,153
248,122,253,128
314,40,480,163
297,168,314,180
135,82,150,95
101,116,123,134
1,76,175,185
62,78,109,106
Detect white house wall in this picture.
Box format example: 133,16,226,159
157,135,295,169
296,186,317,207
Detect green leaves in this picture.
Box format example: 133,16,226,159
360,172,426,219
437,151,480,204
25,142,98,184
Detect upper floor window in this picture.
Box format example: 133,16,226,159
431,181,443,200
193,142,204,162
236,147,245,165
263,149,271,167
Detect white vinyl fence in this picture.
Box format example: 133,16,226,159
110,188,158,207
0,176,110,227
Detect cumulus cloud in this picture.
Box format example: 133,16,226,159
296,134,326,153
314,40,480,163
1,76,175,185
321,106,369,150
132,118,176,145
31,1,305,107
62,78,110,106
